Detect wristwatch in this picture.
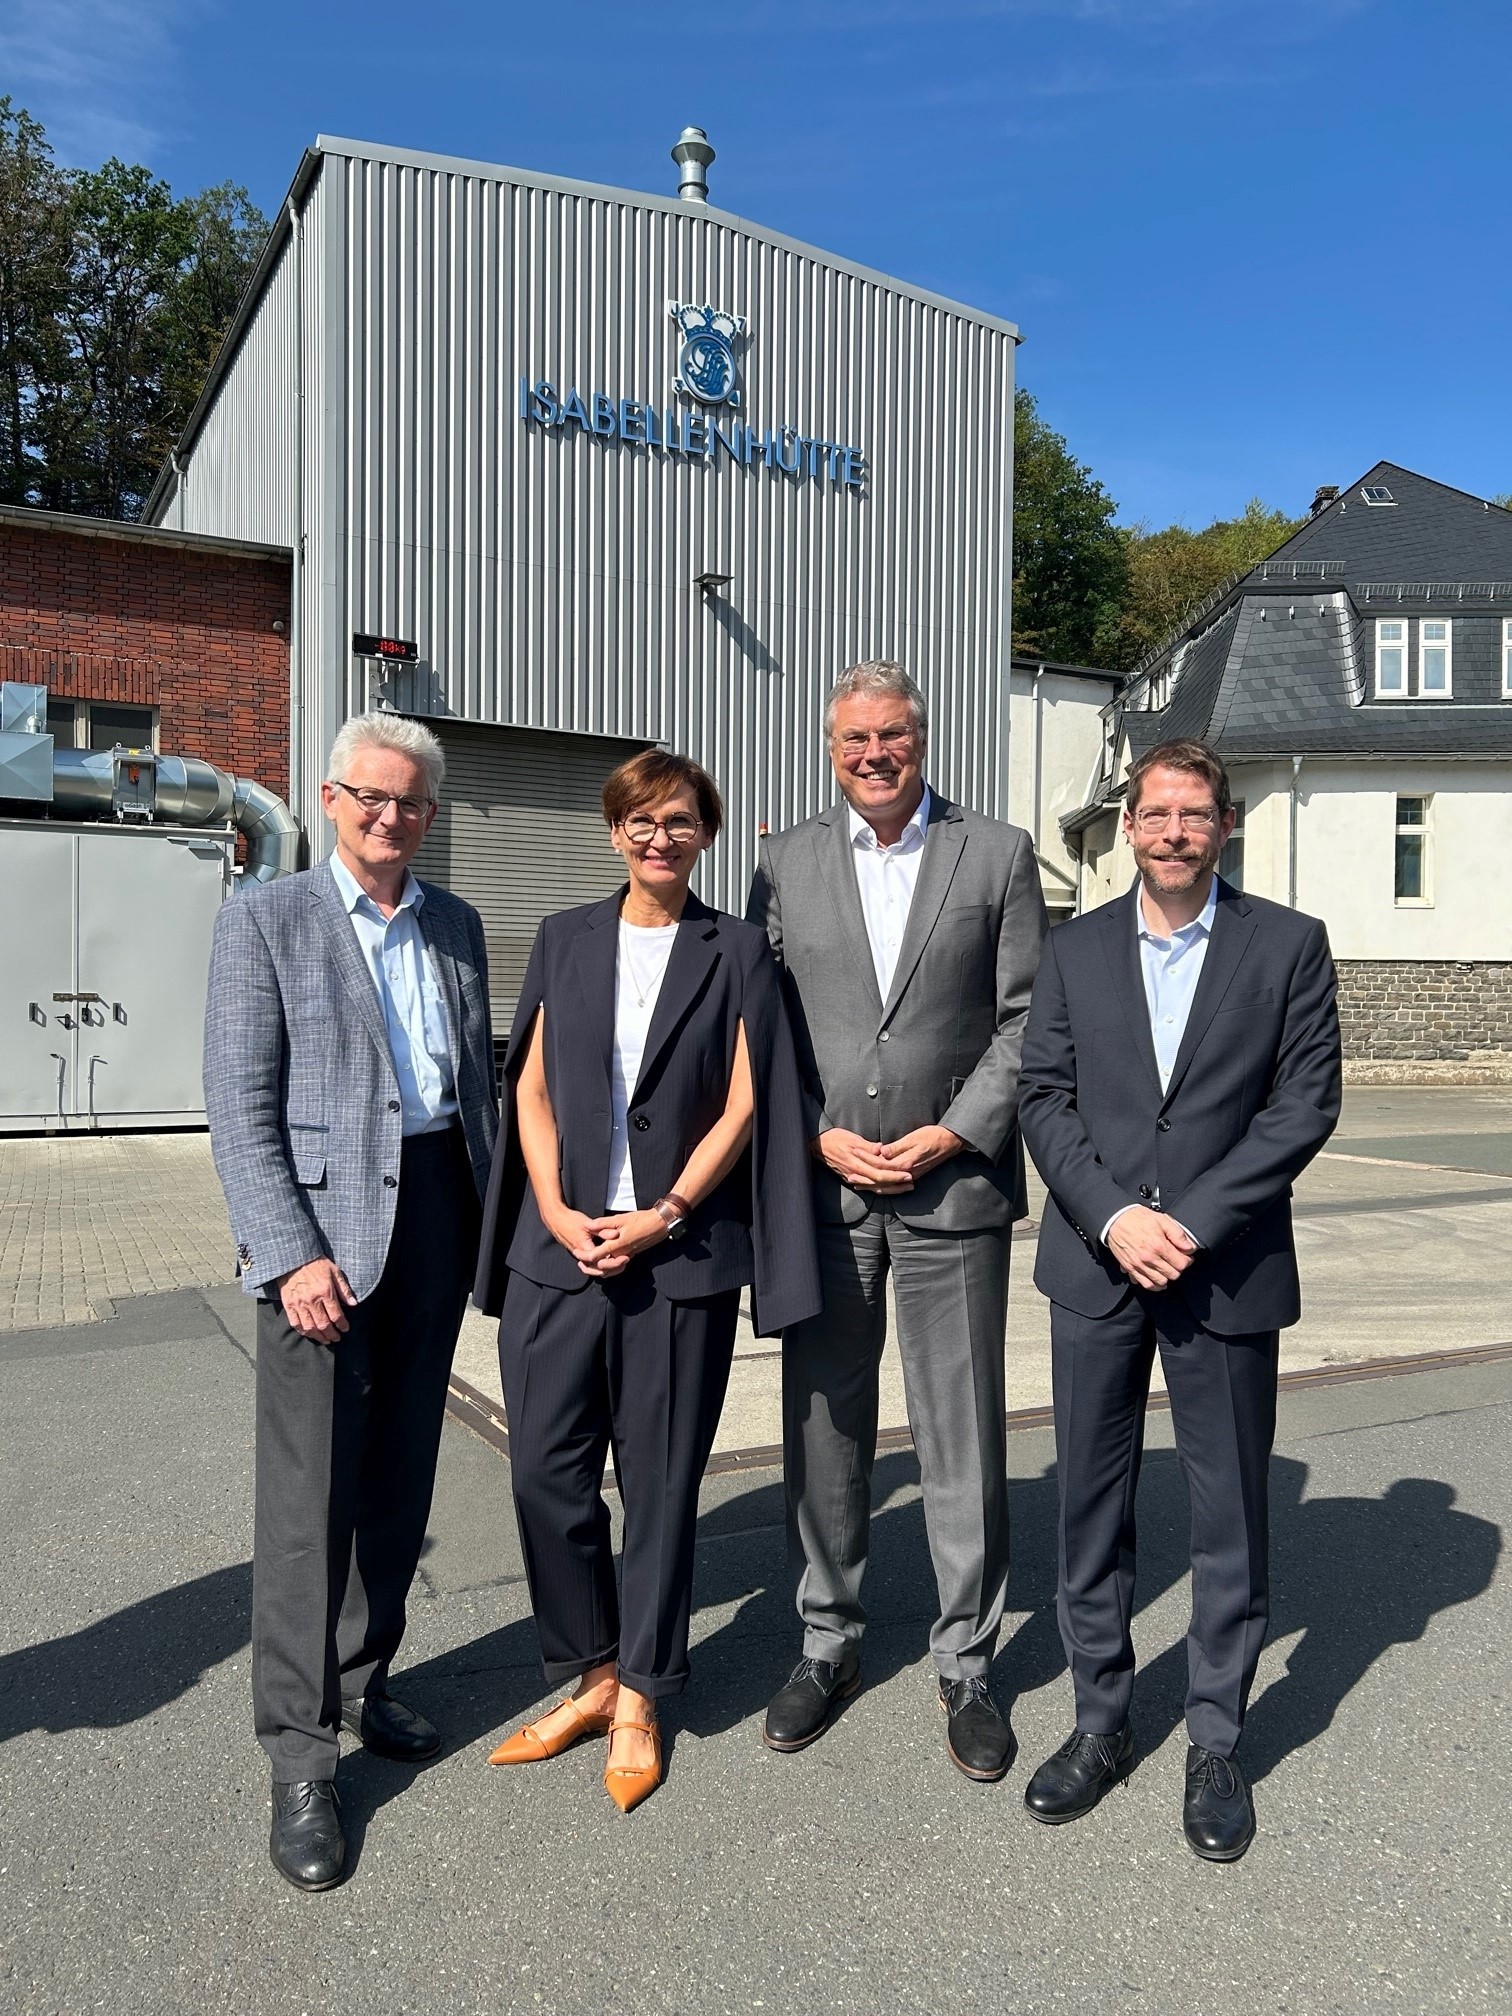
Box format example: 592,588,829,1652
653,1193,692,1240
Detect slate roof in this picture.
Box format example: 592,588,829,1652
1121,462,1512,763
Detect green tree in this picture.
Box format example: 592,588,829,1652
1108,498,1303,669
1011,388,1127,664
0,98,69,505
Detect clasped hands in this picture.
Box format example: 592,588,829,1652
813,1124,964,1194
1104,1205,1199,1292
546,1205,671,1278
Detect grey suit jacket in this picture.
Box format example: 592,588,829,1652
203,858,499,1301
747,791,1047,1231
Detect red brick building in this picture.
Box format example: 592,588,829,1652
0,504,292,799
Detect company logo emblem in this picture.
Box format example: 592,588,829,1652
669,301,745,408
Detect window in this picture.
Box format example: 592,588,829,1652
1419,619,1452,697
1503,619,1512,698
1375,619,1407,696
1361,484,1396,506
1219,799,1245,891
87,704,155,751
45,700,78,746
1394,796,1431,905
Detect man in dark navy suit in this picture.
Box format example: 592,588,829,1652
1017,738,1341,1860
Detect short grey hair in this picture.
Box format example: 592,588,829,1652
824,660,929,740
327,712,445,802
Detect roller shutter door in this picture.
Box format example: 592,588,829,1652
412,721,649,1036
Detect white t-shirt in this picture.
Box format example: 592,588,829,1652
606,917,678,1210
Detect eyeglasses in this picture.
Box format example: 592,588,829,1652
1130,806,1220,834
834,725,917,757
619,813,703,845
332,781,434,822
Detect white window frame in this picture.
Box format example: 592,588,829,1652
1503,618,1512,699
1394,794,1433,908
1374,618,1408,698
1417,618,1453,699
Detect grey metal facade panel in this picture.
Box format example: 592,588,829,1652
157,142,1017,909
154,232,300,547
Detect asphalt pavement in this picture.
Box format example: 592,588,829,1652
1,1282,1507,2015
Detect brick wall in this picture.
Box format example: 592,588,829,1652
0,516,291,799
1336,960,1512,1060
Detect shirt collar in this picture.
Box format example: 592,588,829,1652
847,783,931,853
1136,874,1219,947
330,849,424,918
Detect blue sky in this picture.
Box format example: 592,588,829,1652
4,0,1508,528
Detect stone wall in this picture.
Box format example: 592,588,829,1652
1336,960,1512,1061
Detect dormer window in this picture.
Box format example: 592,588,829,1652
1375,619,1407,696
1361,484,1396,506
1419,620,1452,697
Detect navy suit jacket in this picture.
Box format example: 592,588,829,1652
1018,879,1342,1335
474,890,823,1336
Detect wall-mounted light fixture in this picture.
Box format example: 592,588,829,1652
694,570,733,600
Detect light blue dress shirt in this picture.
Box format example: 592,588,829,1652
330,852,458,1136
1101,876,1218,1247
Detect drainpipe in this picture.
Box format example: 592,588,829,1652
1031,664,1045,854
286,194,305,832
1288,755,1304,908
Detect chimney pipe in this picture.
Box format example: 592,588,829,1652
1310,484,1340,517
671,126,715,204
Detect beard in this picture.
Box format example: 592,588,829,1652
1131,839,1220,892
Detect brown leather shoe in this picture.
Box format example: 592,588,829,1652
488,1696,616,1766
604,1717,662,1814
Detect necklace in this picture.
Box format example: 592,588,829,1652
621,918,673,1008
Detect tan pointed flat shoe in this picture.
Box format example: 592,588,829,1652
603,1716,662,1814
487,1696,616,1766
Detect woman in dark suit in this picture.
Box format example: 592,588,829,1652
475,749,822,1813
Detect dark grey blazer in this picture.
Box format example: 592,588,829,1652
473,890,823,1337
203,859,498,1301
747,791,1047,1231
1018,879,1342,1335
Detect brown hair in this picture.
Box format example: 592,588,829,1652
1125,738,1232,818
602,748,724,839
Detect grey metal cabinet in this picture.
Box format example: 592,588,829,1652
1,820,233,1131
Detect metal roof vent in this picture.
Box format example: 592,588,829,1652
672,126,715,204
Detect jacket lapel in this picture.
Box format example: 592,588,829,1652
1159,882,1258,1107
569,892,622,1098
812,810,884,1019
310,862,393,1068
415,881,463,1068
632,896,722,1096
881,795,966,1023
1099,885,1164,1102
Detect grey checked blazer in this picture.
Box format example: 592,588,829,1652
747,791,1047,1232
203,859,498,1300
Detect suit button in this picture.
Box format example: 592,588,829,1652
1156,1118,1171,1132
633,1115,651,1131
383,1175,398,1189
865,1085,878,1098
1138,1184,1153,1199
388,1099,401,1113
879,1031,890,1042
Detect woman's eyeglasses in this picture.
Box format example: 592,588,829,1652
619,814,703,845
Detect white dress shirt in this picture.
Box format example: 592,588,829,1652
330,851,458,1136
1101,876,1218,1248
848,784,932,999
606,917,678,1210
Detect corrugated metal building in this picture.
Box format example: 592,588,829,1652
146,131,1020,1025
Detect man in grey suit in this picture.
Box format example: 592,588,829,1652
204,712,497,1890
748,660,1047,1779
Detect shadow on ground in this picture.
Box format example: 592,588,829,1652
1,1449,1499,1828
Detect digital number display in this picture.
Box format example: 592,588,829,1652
351,632,418,662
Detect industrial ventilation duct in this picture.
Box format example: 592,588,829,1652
0,681,300,881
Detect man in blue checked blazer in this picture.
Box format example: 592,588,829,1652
204,712,496,1893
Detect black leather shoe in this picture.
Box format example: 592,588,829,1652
340,1691,442,1762
1023,1722,1134,1824
762,1652,861,1752
1183,1745,1255,1861
939,1676,1014,1782
269,1779,345,1891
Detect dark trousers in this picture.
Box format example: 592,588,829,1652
498,1265,737,1699
1050,1297,1279,1758
252,1128,478,1782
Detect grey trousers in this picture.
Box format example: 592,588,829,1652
781,1211,1012,1683
251,1128,477,1783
